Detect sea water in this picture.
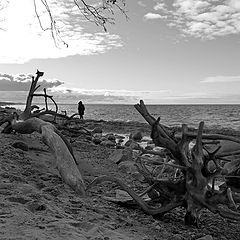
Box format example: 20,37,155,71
5,104,240,131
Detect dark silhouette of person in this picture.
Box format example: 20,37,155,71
78,101,85,119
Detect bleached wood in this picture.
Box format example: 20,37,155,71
11,117,85,195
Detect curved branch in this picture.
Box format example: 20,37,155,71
87,175,184,215
31,110,70,120
134,100,177,154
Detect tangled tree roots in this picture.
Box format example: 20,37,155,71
87,100,240,226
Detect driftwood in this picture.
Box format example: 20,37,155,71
0,70,86,195
87,100,240,226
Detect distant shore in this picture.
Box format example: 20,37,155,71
0,101,23,106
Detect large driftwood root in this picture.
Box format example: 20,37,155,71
87,100,240,226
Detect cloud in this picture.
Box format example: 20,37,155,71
0,0,122,63
0,73,63,91
154,2,167,11
28,85,170,104
201,75,240,83
152,0,240,39
144,12,167,20
0,71,171,104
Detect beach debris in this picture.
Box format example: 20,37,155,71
118,161,138,174
106,133,116,141
128,141,141,150
12,141,29,151
100,140,116,147
108,148,133,164
87,100,240,227
26,200,47,213
130,130,143,141
92,127,103,134
124,139,134,147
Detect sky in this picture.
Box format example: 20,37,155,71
0,0,240,104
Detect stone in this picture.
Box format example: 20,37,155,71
100,137,107,142
128,142,141,150
145,145,153,150
93,133,102,139
108,148,133,164
118,161,137,174
12,141,29,151
116,144,125,149
117,138,124,144
92,138,102,145
92,127,103,134
106,134,116,141
132,131,143,141
125,139,134,147
100,140,116,147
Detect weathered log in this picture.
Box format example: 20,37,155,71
11,117,85,195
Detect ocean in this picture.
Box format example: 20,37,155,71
5,103,240,131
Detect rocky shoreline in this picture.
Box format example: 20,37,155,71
0,107,240,239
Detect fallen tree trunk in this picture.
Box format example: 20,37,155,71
12,117,85,194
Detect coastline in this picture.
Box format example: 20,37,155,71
0,108,240,239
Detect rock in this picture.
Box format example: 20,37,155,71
26,200,47,213
145,145,153,150
116,135,125,139
93,133,102,139
100,140,116,147
106,134,116,141
125,139,134,147
128,142,141,150
132,131,143,141
92,127,103,134
92,138,102,145
117,138,124,144
116,144,125,149
118,161,137,174
12,141,29,151
108,148,133,164
196,235,213,240
100,137,107,142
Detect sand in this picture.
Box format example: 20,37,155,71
0,116,240,240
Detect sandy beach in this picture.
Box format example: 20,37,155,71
0,110,240,240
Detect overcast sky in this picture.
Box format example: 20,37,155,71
1,0,240,104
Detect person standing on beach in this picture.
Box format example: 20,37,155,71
78,101,85,119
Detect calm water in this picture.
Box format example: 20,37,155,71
6,104,240,131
